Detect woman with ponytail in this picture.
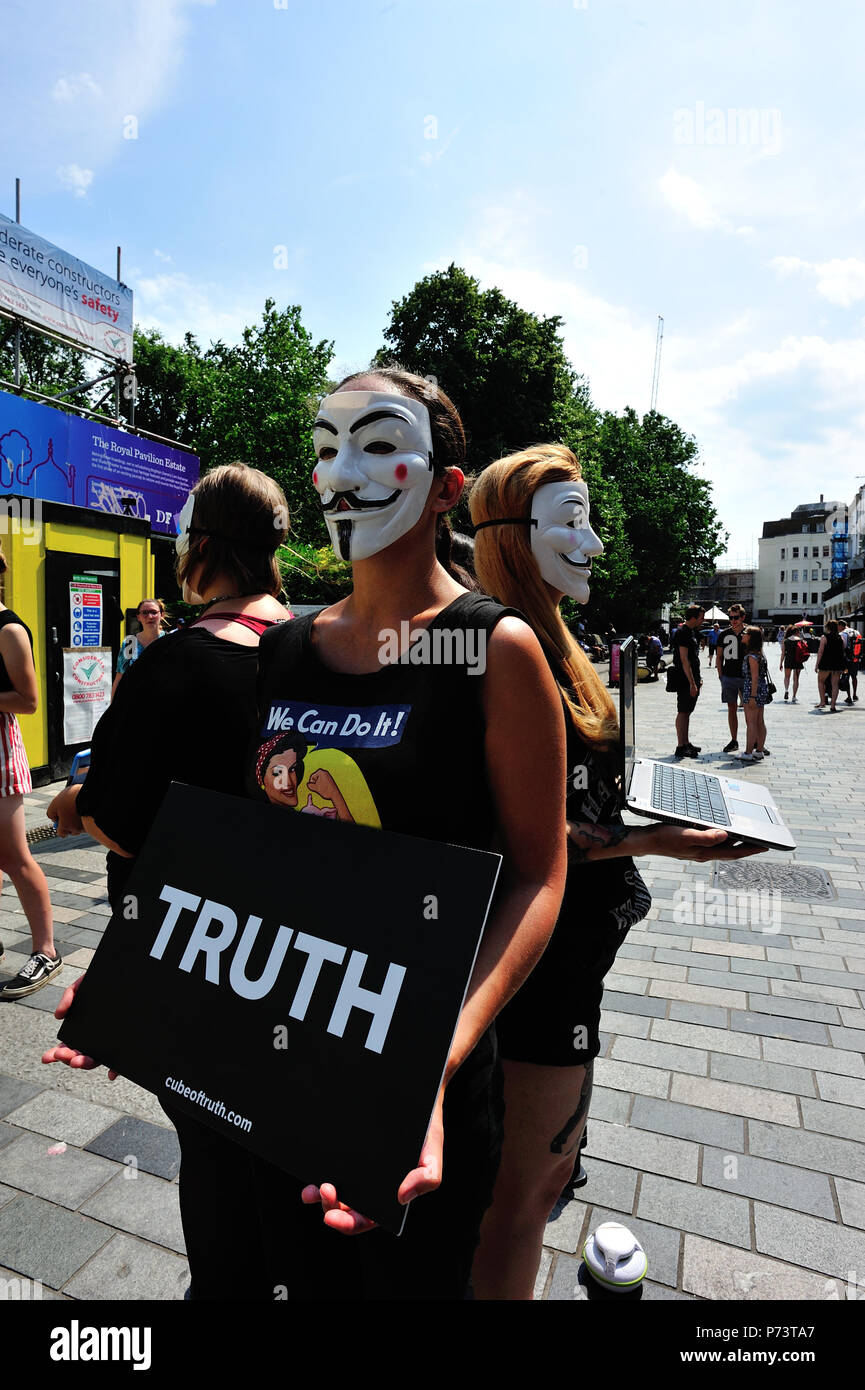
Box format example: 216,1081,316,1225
469,444,760,1300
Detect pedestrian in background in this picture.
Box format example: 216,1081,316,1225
707,621,721,667
672,603,704,758
646,630,663,681
780,624,807,703
715,603,748,753
815,620,846,713
111,597,167,698
740,624,770,761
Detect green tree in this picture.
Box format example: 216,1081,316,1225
595,407,726,625
131,327,212,445
127,303,333,544
0,321,89,400
374,263,577,471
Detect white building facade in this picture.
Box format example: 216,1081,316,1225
756,498,845,623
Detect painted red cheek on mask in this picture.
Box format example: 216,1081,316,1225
394,464,408,482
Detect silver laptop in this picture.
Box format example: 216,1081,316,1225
620,636,795,851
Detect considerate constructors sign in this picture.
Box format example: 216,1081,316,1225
0,213,133,360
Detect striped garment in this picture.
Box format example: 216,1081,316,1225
0,711,33,796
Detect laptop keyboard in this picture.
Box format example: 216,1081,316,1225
651,763,731,826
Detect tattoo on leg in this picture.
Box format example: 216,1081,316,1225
550,1062,594,1155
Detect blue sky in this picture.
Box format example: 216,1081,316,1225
3,0,864,564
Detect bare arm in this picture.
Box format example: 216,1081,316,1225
80,815,134,858
0,626,38,715
444,617,567,1082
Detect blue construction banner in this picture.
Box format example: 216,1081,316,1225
0,389,199,535
0,214,133,359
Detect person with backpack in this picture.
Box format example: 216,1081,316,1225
780,623,808,703
671,604,705,757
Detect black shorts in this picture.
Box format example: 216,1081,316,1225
677,688,699,714
496,914,628,1067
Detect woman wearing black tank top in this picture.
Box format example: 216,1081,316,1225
44,370,566,1302
469,445,764,1299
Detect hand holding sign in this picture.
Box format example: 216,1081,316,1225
301,1085,445,1235
42,976,118,1079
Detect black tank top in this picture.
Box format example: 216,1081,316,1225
0,610,34,693
252,593,518,852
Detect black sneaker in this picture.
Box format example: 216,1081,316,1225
723,739,739,752
0,952,63,999
674,745,689,758
784,690,788,700
685,743,701,756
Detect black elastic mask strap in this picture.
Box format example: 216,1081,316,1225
473,516,537,533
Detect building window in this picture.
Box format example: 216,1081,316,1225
792,569,798,581
779,593,785,605
780,547,786,559
811,592,818,604
822,569,828,580
780,570,785,582
804,546,809,557
792,592,798,604
812,569,818,580
792,547,799,557
823,545,829,556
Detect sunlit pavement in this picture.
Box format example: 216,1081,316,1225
1,655,863,1300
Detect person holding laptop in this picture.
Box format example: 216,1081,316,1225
468,446,760,1301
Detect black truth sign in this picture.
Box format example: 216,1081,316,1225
59,783,501,1233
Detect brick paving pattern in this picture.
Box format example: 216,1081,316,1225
1,655,862,1300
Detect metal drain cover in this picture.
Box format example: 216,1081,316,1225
712,862,836,902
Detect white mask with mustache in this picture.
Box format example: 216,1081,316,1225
530,480,604,602
312,392,435,562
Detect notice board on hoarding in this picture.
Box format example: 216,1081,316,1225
62,647,111,744
0,390,198,535
69,577,102,648
59,783,502,1234
0,214,133,359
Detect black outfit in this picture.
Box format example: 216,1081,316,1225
672,624,701,714
174,594,517,1301
496,678,651,1067
783,636,805,670
76,627,264,908
720,629,747,677
818,633,846,672
0,609,34,689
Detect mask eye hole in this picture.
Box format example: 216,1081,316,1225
317,447,337,461
363,441,396,455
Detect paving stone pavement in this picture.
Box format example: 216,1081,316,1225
1,663,863,1301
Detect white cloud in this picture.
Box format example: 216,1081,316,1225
433,202,865,563
659,168,720,229
57,164,94,198
770,255,865,307
135,271,263,347
154,248,173,263
52,73,101,103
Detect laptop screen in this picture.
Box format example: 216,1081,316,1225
619,635,636,789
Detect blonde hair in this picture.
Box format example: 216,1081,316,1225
469,444,618,750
